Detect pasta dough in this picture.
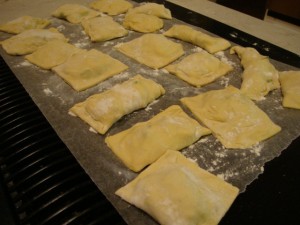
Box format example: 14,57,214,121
52,49,128,91
52,4,100,24
164,25,231,54
89,0,133,16
127,3,172,19
230,46,280,101
70,75,165,134
123,13,163,33
279,70,300,109
0,16,50,34
105,105,211,172
81,16,128,42
116,150,239,225
165,51,233,87
181,86,281,149
0,28,68,55
115,34,184,69
25,40,81,69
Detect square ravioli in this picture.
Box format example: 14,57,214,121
126,3,172,19
81,16,128,42
105,105,211,172
52,49,128,91
165,51,233,87
181,86,281,149
115,34,184,69
116,150,239,225
52,4,100,24
25,40,81,69
279,70,300,109
89,0,133,16
70,75,165,134
0,28,68,55
0,15,50,34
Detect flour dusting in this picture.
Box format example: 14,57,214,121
43,88,53,96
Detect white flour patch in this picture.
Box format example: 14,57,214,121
250,143,263,156
217,171,240,181
219,76,230,87
191,46,205,53
74,36,90,48
43,88,53,96
68,111,76,117
145,99,159,112
89,127,97,133
56,25,65,32
214,51,237,67
14,60,32,68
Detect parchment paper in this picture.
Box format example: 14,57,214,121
1,1,300,225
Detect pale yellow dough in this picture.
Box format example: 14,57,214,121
116,150,239,225
25,40,81,69
0,28,68,55
81,16,128,42
52,4,100,24
165,51,233,87
181,86,281,149
70,75,165,134
164,25,231,54
115,34,184,69
123,13,163,33
89,0,133,16
230,46,280,101
0,16,50,34
105,105,211,172
279,71,300,109
52,49,128,91
127,3,172,19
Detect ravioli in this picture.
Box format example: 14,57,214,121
164,24,231,53
81,16,128,42
89,0,133,16
165,51,233,87
115,33,184,69
105,105,211,172
52,4,100,24
25,40,81,69
123,13,163,33
0,16,50,34
0,28,68,55
52,49,128,91
279,70,300,109
127,3,172,19
181,86,281,149
116,150,239,225
230,46,280,100
70,75,165,134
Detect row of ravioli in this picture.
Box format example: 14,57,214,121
0,1,299,225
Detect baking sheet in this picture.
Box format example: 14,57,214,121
1,1,300,225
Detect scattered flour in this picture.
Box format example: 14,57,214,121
43,88,53,96
145,99,159,112
250,143,263,156
73,36,90,48
89,127,97,133
14,60,32,68
56,25,65,32
214,51,236,67
68,111,76,117
219,77,230,87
